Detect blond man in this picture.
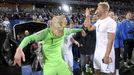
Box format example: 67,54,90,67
84,2,117,75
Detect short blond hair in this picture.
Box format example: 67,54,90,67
98,2,110,11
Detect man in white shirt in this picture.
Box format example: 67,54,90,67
84,2,117,75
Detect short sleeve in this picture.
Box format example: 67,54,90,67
107,20,117,33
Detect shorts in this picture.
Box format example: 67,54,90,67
93,49,115,73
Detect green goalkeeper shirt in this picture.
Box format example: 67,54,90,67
19,28,81,66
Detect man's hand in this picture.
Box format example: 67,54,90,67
71,38,80,47
84,8,92,29
13,47,25,66
102,56,112,64
74,41,80,47
85,8,90,17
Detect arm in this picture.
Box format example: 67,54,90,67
71,37,80,47
121,22,127,41
19,28,48,49
70,28,82,33
64,28,82,35
104,33,115,58
103,32,115,64
14,28,48,66
119,23,124,48
103,20,117,64
84,8,96,31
